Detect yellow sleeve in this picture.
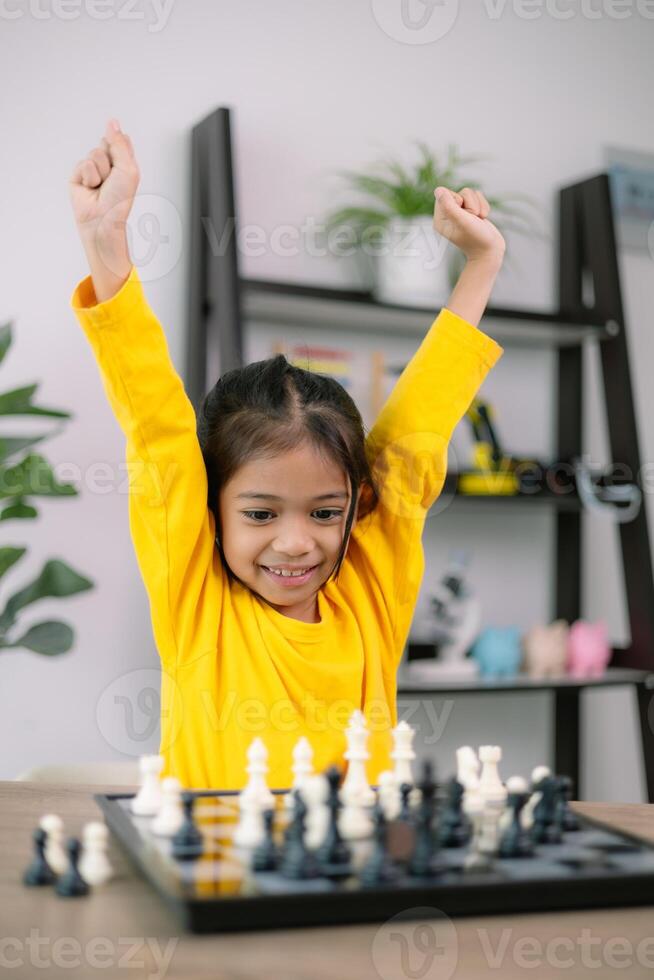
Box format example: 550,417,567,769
354,307,503,654
70,265,222,667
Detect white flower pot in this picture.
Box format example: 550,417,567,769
371,215,453,308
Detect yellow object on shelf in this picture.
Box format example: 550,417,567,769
458,470,520,495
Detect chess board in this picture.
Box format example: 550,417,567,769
96,789,654,934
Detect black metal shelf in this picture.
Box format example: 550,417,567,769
241,277,618,349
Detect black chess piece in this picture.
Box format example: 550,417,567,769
399,782,414,823
172,792,204,861
555,775,580,832
360,800,399,887
408,760,443,877
531,774,562,845
23,827,56,886
252,809,280,872
438,777,472,848
54,838,89,897
280,789,317,880
315,766,353,881
499,785,534,858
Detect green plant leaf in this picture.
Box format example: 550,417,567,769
0,559,94,634
0,546,26,580
0,384,70,419
0,454,77,500
0,323,12,366
0,501,38,521
0,433,50,464
0,620,74,656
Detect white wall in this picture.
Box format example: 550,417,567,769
1,0,653,799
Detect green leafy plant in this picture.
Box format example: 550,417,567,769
0,321,93,657
325,142,544,286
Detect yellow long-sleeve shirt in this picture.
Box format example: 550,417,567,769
70,265,502,789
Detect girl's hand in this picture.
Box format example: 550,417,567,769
69,119,140,251
433,186,506,264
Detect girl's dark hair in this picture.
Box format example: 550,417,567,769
197,354,380,584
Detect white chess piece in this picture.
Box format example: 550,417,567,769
131,754,164,816
79,822,113,886
284,737,314,810
377,770,401,820
522,764,551,829
456,746,480,791
391,721,416,788
151,777,184,837
40,814,67,874
239,738,274,810
339,795,374,840
341,714,375,807
233,793,266,849
478,745,507,807
303,773,330,850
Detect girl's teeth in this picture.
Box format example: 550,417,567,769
267,566,312,577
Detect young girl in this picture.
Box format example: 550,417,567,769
69,119,504,790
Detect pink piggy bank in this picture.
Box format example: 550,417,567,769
566,620,611,678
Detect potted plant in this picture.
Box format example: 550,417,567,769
0,321,93,658
324,142,542,307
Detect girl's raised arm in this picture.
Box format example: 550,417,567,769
353,187,505,659
68,121,222,669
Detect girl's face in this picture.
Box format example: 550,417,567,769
218,443,358,624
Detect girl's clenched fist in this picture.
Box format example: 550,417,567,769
433,185,506,263
69,119,140,248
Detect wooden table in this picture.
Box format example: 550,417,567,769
4,782,654,979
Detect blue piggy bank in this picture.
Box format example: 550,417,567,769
471,627,522,679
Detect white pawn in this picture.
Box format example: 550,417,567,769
131,754,164,816
40,814,67,875
478,745,507,807
391,721,416,788
456,745,480,792
377,770,401,820
233,794,265,849
239,738,274,810
303,773,330,850
151,777,184,837
341,714,375,807
79,822,113,886
284,737,314,810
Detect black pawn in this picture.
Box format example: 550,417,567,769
438,777,472,848
499,787,534,858
252,809,279,872
23,828,56,887
316,766,352,881
360,801,399,887
172,792,203,861
54,838,89,897
399,782,414,823
408,760,442,877
280,790,316,880
532,774,562,845
555,776,580,832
